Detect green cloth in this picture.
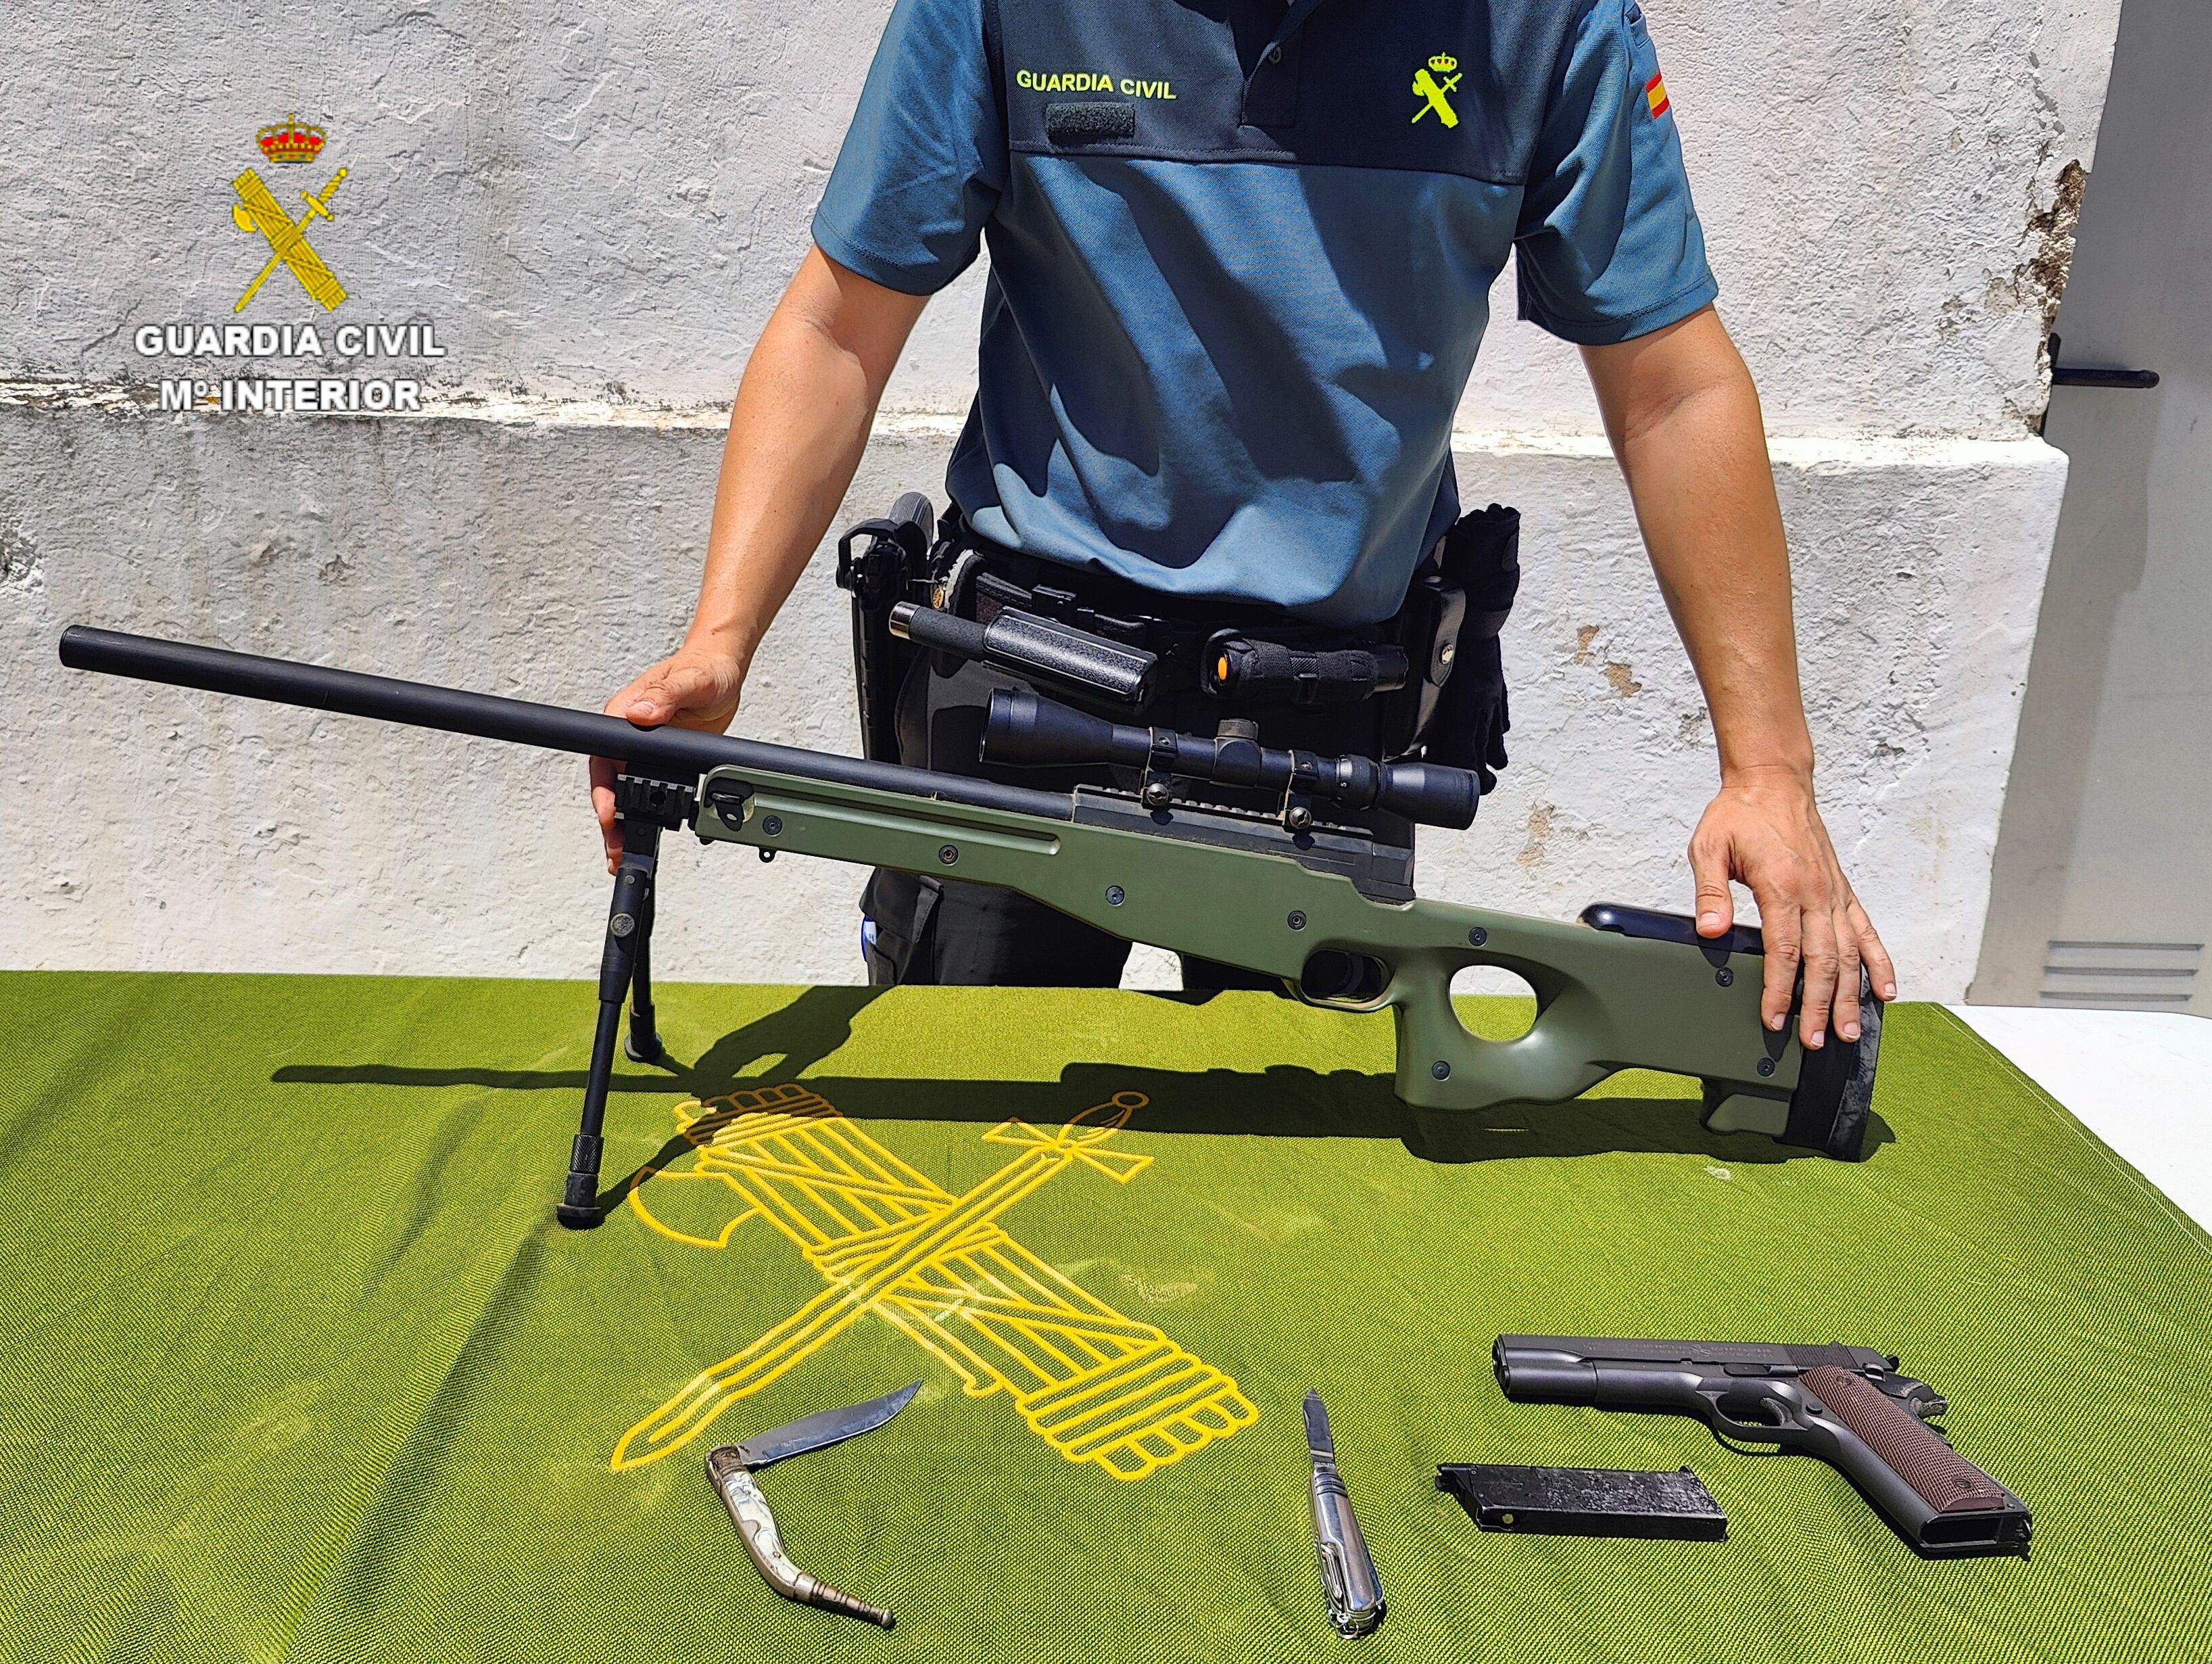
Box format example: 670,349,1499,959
0,972,2205,1663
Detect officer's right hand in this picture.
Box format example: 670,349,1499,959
590,646,746,872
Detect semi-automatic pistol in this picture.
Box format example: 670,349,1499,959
1495,1337,2031,1556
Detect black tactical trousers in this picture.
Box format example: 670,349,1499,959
859,657,1412,990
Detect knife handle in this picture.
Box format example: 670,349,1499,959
706,1448,895,1628
1309,1459,1386,1637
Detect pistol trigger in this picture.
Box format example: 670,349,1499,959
1705,1389,1787,1445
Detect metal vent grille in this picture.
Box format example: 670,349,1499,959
2039,940,2203,1009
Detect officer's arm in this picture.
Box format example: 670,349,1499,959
590,247,928,868
1580,305,1897,1050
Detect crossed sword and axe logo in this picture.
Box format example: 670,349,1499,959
1412,52,1462,127
230,164,350,313
610,1086,1255,1481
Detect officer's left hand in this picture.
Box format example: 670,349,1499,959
1687,769,1897,1051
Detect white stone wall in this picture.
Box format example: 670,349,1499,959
0,0,2124,997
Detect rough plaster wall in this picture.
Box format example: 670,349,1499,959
2,0,2117,434
1473,0,2123,438
1,413,2062,995
0,0,2123,998
1424,437,2065,1000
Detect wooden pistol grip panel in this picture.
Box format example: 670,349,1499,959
1804,1366,2017,1515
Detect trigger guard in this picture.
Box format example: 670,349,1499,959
1292,949,1397,1012
1702,1388,1799,1445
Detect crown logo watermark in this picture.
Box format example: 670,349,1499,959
231,118,350,312
256,114,327,166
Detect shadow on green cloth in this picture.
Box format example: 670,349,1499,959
271,984,1890,1212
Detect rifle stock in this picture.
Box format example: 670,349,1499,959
690,764,1796,1114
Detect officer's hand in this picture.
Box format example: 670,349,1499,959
590,647,746,872
1687,769,1898,1051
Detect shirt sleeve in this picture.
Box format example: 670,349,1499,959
810,0,1007,295
1513,0,1717,344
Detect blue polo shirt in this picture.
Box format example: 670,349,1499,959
813,0,1715,626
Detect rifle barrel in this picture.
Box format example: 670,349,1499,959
57,625,1073,822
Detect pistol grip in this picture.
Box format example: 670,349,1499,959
1383,943,1609,1112
1802,1367,2031,1556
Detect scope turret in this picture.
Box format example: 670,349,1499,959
980,689,1479,831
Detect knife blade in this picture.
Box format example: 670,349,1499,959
732,1381,921,1471
1303,1387,1337,1458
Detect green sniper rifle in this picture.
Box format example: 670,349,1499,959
58,625,1881,1229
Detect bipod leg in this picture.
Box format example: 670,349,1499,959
558,816,663,1229
625,870,665,1064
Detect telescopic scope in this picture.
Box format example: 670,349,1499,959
980,688,1480,830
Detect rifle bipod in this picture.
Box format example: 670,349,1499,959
558,774,695,1229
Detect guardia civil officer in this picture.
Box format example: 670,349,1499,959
593,0,1896,1053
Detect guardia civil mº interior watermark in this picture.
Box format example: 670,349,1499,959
137,320,446,412
134,113,446,414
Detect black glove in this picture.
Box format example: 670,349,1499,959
1430,631,1510,794
1422,504,1519,794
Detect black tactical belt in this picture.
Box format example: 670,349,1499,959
945,519,1406,709
837,494,1520,776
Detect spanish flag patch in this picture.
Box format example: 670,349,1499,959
1645,72,1671,119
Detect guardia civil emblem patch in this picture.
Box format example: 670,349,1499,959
1412,53,1462,128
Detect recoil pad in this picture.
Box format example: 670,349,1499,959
982,689,1478,830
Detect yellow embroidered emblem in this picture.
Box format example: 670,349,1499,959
1412,52,1462,127
613,1084,1255,1481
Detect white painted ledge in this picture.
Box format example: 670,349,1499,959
1,395,2066,998
0,379,2069,467
1950,1005,2212,1231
